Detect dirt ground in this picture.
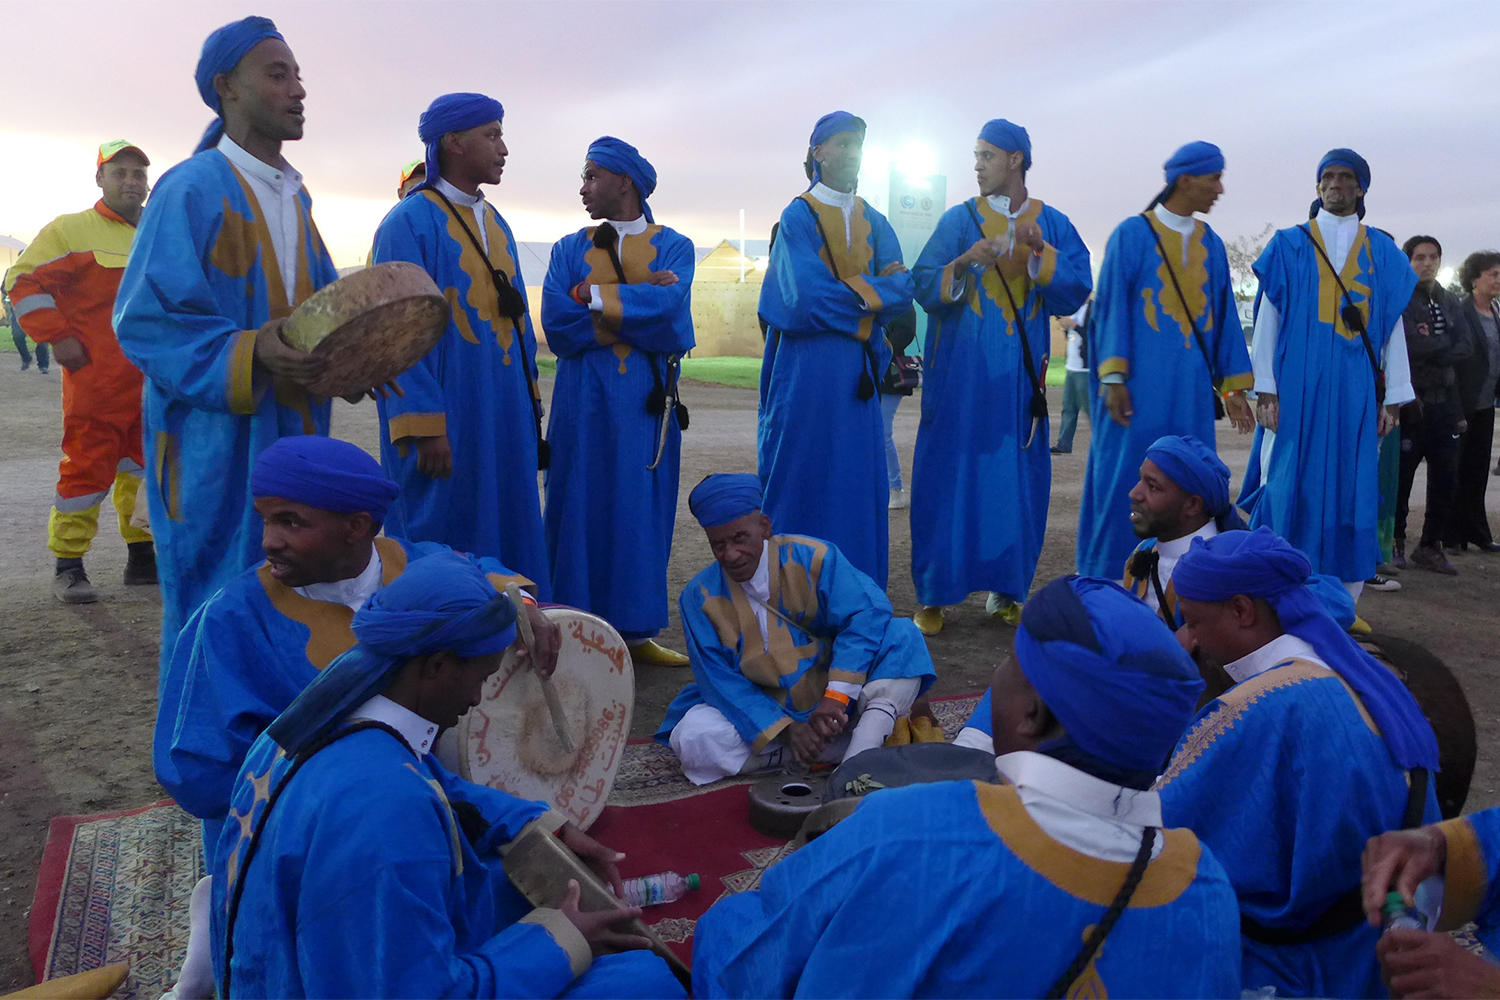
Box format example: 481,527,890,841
3,362,1500,989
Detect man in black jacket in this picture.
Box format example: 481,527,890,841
1395,236,1472,574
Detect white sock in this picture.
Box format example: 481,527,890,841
844,700,899,760
172,875,215,999
1345,580,1364,602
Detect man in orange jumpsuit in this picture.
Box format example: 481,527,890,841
4,140,155,604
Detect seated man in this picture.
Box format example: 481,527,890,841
656,474,935,783
691,576,1241,999
1363,809,1500,998
1159,527,1442,998
1119,434,1244,626
155,434,559,857
212,552,683,998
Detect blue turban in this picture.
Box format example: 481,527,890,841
1164,141,1224,188
1015,576,1205,788
193,16,284,154
413,93,506,195
806,111,866,189
268,551,518,755
1312,147,1370,219
1144,434,1244,531
251,436,400,522
585,136,658,224
689,474,764,528
1172,528,1439,771
978,119,1032,172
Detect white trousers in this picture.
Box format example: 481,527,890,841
669,677,921,785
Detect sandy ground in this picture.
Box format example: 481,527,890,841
3,362,1500,988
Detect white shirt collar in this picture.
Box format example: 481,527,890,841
605,216,648,236
349,693,440,756
434,175,484,208
1316,206,1359,233
1152,202,1197,235
809,182,856,210
1156,520,1218,559
1223,632,1327,686
740,541,771,604
293,547,383,611
995,750,1163,863
986,194,1031,220
217,134,300,191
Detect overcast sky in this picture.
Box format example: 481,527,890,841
4,0,1497,270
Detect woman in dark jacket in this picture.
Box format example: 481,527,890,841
1448,250,1500,551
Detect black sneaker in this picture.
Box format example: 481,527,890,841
1365,574,1402,592
124,541,158,585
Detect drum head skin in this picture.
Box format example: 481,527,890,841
281,261,449,398
456,609,634,831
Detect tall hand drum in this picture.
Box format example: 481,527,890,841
281,261,449,398
440,608,634,831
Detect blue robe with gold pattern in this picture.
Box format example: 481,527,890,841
910,198,1091,608
1431,807,1500,953
155,537,529,863
758,195,913,588
541,225,695,640
211,726,684,999
1159,656,1441,997
693,779,1241,998
1076,214,1251,577
372,191,550,596
1238,222,1416,583
655,535,934,754
114,150,339,676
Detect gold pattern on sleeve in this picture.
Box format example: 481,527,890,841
223,751,284,893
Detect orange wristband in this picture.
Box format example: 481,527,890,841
824,690,851,707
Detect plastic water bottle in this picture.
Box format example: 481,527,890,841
620,872,700,907
1382,891,1424,933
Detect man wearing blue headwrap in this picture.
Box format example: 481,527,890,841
1238,148,1416,603
692,575,1241,999
1158,527,1440,998
909,118,1092,634
757,111,915,589
1117,434,1244,628
655,474,934,784
540,137,695,668
1076,141,1255,580
372,93,552,596
114,16,355,677
209,551,683,999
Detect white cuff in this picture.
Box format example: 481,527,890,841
588,286,603,313
520,908,593,978
1027,254,1041,280
827,680,864,701
1100,373,1125,385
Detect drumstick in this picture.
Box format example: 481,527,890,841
505,583,576,752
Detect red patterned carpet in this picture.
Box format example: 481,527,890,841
29,695,983,996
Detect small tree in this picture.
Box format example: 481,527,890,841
1224,224,1274,303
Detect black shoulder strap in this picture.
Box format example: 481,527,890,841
1299,223,1386,406
964,200,1048,441
1044,827,1158,998
1141,214,1226,420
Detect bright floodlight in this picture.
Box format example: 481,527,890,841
1439,266,1456,286
895,141,936,180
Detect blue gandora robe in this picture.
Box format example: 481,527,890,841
1239,221,1415,582
693,779,1241,999
910,198,1091,607
1075,213,1252,577
372,190,550,597
758,192,914,588
656,534,933,753
155,537,530,861
1158,652,1440,998
114,150,339,675
541,224,695,639
212,726,682,999
1431,806,1500,954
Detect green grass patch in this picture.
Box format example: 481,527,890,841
536,355,557,375
537,353,1066,390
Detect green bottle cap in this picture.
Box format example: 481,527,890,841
687,873,701,891
1384,891,1406,915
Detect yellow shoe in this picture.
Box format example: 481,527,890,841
913,606,944,636
1349,615,1373,635
986,593,1023,626
628,639,691,667
884,717,912,746
909,715,944,743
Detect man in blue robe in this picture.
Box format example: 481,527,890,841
114,17,348,675
1077,142,1255,578
1160,527,1441,997
758,111,914,588
1239,149,1416,602
1363,809,1500,996
909,119,1091,634
372,93,551,596
656,474,934,784
692,575,1242,999
542,137,694,668
211,552,683,998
